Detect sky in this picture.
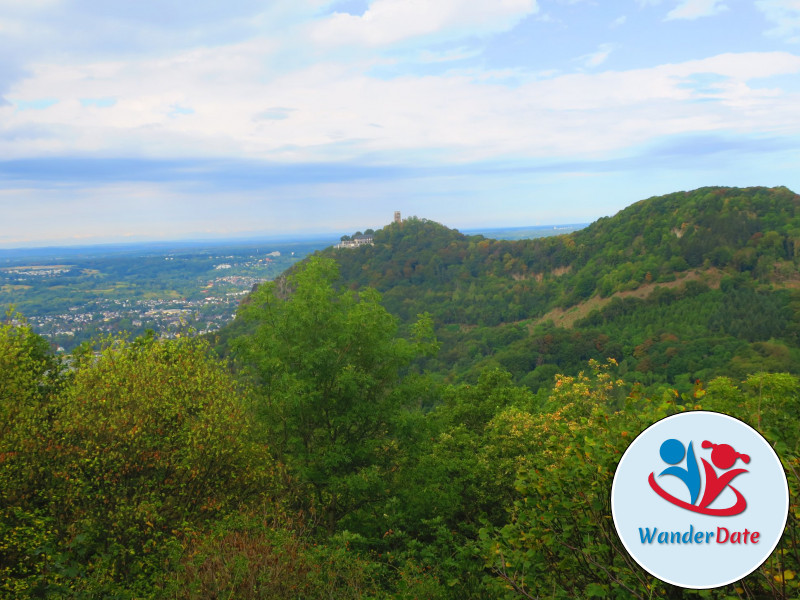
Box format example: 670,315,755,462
2,0,800,247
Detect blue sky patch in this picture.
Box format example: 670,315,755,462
14,98,59,111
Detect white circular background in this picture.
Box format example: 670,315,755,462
611,411,789,589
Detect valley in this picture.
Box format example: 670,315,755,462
4,186,800,599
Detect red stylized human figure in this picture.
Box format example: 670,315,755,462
698,441,750,509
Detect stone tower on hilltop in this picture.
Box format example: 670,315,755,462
394,211,401,224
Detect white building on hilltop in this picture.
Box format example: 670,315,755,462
336,234,374,249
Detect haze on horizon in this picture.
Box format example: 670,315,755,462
2,0,800,248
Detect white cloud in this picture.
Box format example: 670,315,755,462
4,46,800,166
311,0,538,46
666,0,727,20
756,0,800,43
0,0,60,9
579,43,615,68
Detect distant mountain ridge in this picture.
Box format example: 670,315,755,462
324,186,800,317
221,186,800,391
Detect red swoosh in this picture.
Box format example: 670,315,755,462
648,472,747,516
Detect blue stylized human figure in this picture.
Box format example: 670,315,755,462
659,439,701,505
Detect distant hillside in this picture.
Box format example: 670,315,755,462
219,186,800,392
323,216,571,326
327,186,800,315
571,185,800,292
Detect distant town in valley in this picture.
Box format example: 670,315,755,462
0,240,330,351
0,221,585,352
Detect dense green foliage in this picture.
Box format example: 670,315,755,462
0,317,275,598
234,256,437,532
5,186,800,598
479,367,800,599
328,186,800,319
304,186,800,392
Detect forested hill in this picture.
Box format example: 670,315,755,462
326,186,800,320
571,185,800,290
216,185,800,392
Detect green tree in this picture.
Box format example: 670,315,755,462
479,362,677,599
1,328,274,598
235,256,436,530
0,314,65,598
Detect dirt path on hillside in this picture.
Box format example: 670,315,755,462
530,268,724,330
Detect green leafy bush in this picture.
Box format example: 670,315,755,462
1,325,276,598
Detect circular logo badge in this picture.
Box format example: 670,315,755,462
611,411,789,589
